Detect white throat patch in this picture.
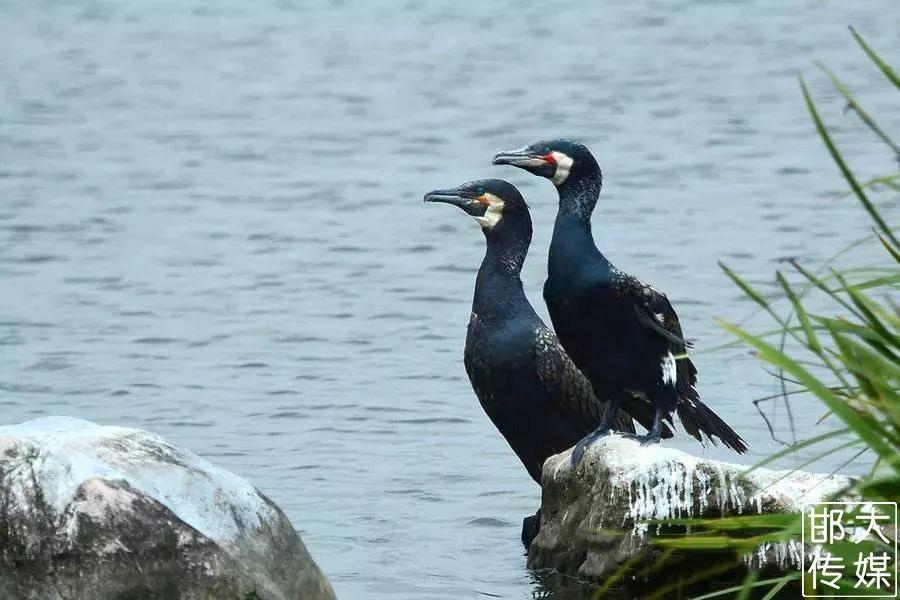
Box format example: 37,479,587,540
551,151,573,186
473,193,504,230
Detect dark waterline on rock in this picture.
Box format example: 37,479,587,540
1,1,898,598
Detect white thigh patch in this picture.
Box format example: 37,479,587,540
661,352,677,386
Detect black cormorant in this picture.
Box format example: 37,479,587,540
493,140,747,463
424,179,666,482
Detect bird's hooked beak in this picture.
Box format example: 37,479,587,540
492,147,544,168
492,147,557,178
423,187,488,218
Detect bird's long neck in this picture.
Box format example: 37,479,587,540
472,238,531,322
549,169,607,274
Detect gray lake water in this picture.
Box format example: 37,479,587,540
2,1,898,598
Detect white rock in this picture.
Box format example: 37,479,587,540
0,416,335,600
527,434,852,579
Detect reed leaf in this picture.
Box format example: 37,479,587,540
800,76,899,249
850,26,900,89
718,320,896,461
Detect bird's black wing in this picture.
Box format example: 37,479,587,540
533,325,635,434
618,273,697,389
618,273,748,453
619,273,691,349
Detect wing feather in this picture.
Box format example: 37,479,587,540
619,273,697,390
533,326,636,434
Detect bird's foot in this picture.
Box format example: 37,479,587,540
571,427,611,466
638,432,662,447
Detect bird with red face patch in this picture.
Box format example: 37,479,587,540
493,139,747,464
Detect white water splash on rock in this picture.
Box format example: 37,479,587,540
577,434,847,527
528,434,853,578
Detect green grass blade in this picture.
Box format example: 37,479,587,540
850,26,900,89
719,320,897,461
744,427,851,474
800,76,900,249
690,575,799,600
839,173,900,197
736,569,759,600
760,577,793,600
811,316,897,361
790,260,863,319
659,514,799,531
776,271,821,352
819,64,900,157
832,271,900,347
856,476,900,500
719,262,771,309
878,232,900,263
759,439,862,493
840,272,900,291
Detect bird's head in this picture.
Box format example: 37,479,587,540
423,178,531,243
492,138,599,188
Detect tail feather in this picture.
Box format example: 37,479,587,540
676,395,748,454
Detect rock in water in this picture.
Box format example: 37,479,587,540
0,416,336,600
527,434,851,579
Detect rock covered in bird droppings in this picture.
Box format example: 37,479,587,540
526,433,852,579
0,416,336,600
